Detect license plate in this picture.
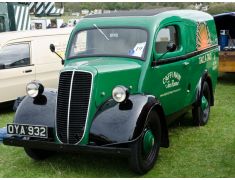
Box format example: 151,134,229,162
7,123,48,138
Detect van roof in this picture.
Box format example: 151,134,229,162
84,9,212,22
85,8,177,18
0,28,73,46
77,9,213,33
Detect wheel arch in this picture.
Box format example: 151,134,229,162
205,75,214,106
14,89,57,128
151,104,169,148
89,94,169,147
196,70,214,106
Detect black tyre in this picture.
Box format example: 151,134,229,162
24,148,54,160
192,81,211,126
129,110,161,174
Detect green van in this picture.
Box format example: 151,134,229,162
4,9,219,174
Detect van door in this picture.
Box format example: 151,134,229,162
147,23,190,116
31,35,66,89
0,42,35,102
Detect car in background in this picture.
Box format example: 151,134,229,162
0,28,73,105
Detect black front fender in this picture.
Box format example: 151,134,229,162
89,94,159,145
14,89,57,128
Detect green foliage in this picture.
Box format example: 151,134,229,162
0,73,234,177
63,2,193,12
63,2,235,16
208,3,235,15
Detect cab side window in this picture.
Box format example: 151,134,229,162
0,16,5,32
0,43,30,69
70,31,87,57
156,26,179,54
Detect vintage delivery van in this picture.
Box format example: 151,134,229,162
3,10,219,174
0,28,72,104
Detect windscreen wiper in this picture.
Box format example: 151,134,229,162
93,24,109,40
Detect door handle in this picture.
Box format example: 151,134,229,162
23,69,32,73
183,62,190,66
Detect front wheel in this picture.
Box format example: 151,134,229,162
24,148,54,160
192,81,211,126
129,110,161,174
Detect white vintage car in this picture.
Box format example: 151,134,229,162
0,28,72,105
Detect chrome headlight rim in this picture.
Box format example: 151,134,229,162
26,81,44,98
112,85,129,103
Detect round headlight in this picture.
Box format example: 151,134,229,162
112,86,128,103
26,81,44,98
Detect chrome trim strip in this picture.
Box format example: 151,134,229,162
67,70,75,143
55,76,60,144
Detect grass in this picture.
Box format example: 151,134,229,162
0,73,234,178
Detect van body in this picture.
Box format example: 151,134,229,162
3,10,219,174
0,28,72,103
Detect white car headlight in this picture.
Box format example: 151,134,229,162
112,85,129,103
26,81,44,98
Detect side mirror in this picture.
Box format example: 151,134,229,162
50,44,55,53
166,42,177,52
0,64,5,70
49,44,64,65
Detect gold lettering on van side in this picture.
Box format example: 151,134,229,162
163,72,181,89
199,52,212,64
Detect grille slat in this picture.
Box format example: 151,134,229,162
56,71,92,144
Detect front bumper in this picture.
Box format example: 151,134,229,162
3,137,131,157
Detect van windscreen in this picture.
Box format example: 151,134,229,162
68,27,148,60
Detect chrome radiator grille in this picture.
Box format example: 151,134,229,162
56,71,92,144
